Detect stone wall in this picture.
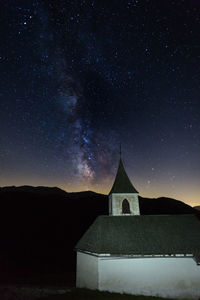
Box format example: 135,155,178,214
109,193,140,215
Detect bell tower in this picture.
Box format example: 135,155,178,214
109,155,140,216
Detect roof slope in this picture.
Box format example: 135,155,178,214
109,158,138,194
75,215,200,263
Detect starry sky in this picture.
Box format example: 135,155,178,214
1,0,200,206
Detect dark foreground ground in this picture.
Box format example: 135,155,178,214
0,272,192,300
0,286,178,300
37,288,178,300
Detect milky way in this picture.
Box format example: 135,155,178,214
0,0,200,205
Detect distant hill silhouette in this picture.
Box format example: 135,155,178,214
194,206,200,211
0,185,67,195
0,185,199,283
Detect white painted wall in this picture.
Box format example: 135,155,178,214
76,252,99,290
98,256,200,299
109,193,140,215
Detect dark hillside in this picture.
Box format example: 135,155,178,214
194,206,200,211
139,196,196,215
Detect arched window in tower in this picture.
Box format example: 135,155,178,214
122,199,131,214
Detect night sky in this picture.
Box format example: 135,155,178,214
1,0,200,206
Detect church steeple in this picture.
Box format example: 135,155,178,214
109,158,138,195
109,156,140,216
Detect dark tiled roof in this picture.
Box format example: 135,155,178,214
109,158,138,194
75,215,200,263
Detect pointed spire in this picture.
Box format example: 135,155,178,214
109,157,138,195
119,143,122,159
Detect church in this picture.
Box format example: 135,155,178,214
75,157,200,299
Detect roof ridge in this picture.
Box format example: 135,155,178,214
99,214,197,218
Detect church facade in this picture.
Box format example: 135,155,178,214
75,158,200,299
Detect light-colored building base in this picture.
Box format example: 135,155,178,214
76,251,99,289
76,251,200,299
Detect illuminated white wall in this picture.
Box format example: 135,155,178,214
76,251,99,289
76,252,200,299
99,256,200,299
